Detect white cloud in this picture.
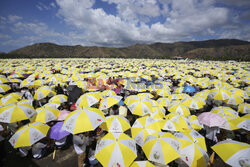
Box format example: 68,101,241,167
54,0,238,46
0,18,65,51
50,2,56,8
36,2,52,11
8,15,22,23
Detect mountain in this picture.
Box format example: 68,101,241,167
1,39,250,61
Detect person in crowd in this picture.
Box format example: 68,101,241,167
73,132,93,167
55,84,64,94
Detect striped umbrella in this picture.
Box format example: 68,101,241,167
211,140,250,167
62,108,105,134
95,132,137,167
100,115,131,133
0,103,35,123
142,132,181,165
9,122,49,148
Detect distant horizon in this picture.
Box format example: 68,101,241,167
4,38,249,53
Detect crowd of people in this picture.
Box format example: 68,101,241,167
0,58,249,167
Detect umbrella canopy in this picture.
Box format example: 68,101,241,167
157,98,170,107
49,121,70,140
174,131,209,167
229,88,249,99
142,132,181,165
126,96,153,116
130,161,154,167
210,88,232,101
100,115,131,133
75,92,101,108
101,90,116,98
211,140,250,167
49,94,68,104
0,84,11,93
0,103,35,123
156,89,171,97
184,86,196,93
187,115,203,130
0,77,9,84
34,86,56,100
161,119,182,132
230,116,250,131
57,109,70,121
220,116,240,131
224,94,244,106
238,103,250,114
35,107,60,123
99,95,122,110
165,113,193,131
169,93,190,101
9,122,50,148
181,97,204,110
0,93,22,106
168,102,191,116
95,132,137,167
131,116,161,147
62,108,105,134
211,106,238,118
197,112,226,127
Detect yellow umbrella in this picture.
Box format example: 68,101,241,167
210,88,232,101
35,107,60,123
49,94,68,104
0,92,22,106
100,115,131,133
157,97,170,107
238,103,250,114
0,103,35,123
224,94,244,106
34,86,56,100
165,113,193,131
99,95,122,110
220,116,240,130
169,93,190,101
161,119,183,132
0,77,9,84
101,90,116,98
156,89,171,97
75,92,102,108
174,130,209,167
230,116,250,131
211,106,238,118
150,105,166,119
126,96,153,116
62,108,105,134
181,97,204,110
229,88,249,99
9,122,49,148
130,161,154,167
168,102,191,116
187,115,203,130
131,116,161,146
0,84,11,93
211,140,250,167
95,132,137,167
142,132,181,165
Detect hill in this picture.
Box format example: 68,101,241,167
1,39,249,61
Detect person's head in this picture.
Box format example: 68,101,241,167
112,104,119,111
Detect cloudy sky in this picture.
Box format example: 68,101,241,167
0,0,250,52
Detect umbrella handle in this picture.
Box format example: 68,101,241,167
208,152,215,167
52,146,56,160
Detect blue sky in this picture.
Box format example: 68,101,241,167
0,0,249,52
